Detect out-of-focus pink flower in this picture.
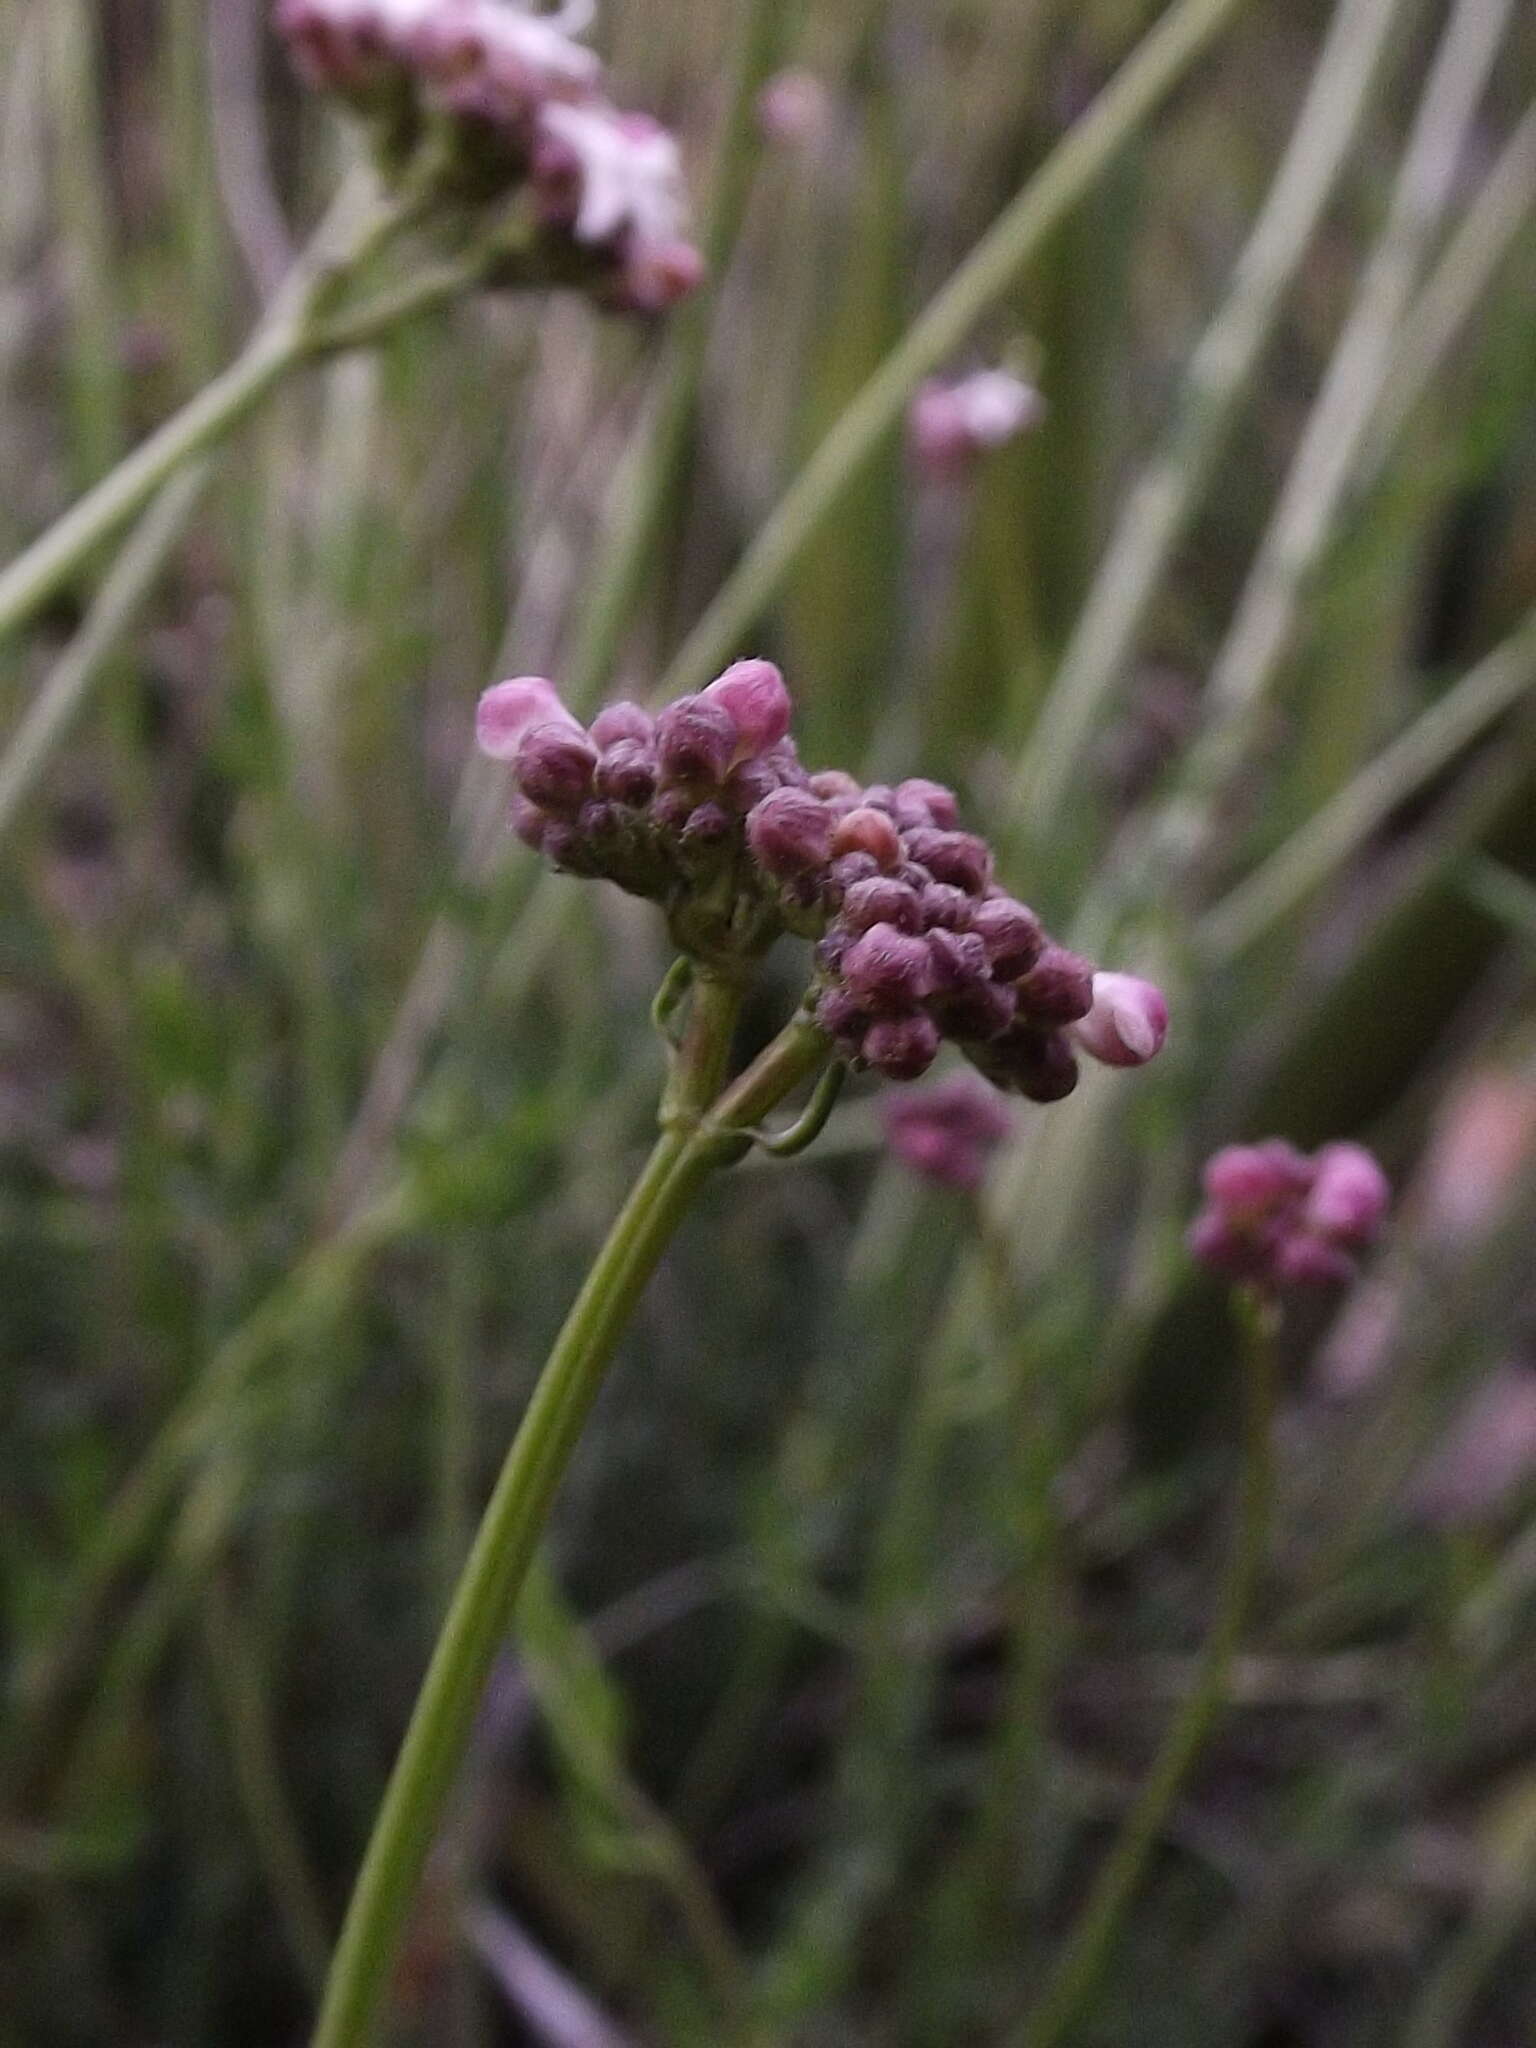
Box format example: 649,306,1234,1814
475,675,581,759
756,68,831,146
1416,1069,1536,1247
535,102,686,249
1305,1143,1391,1244
1188,1137,1391,1295
909,369,1043,478
883,1075,1013,1192
1071,972,1168,1069
410,0,600,120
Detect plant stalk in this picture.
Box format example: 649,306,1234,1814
1012,1291,1277,2048
310,990,828,2048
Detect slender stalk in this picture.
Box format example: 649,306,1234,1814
1012,1292,1277,2048
654,0,1257,702
0,172,410,647
1015,0,1415,835
310,991,829,2048
0,462,211,851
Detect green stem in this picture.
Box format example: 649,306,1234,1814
1013,1292,1276,2048
0,173,418,647
310,990,828,2048
655,0,1256,702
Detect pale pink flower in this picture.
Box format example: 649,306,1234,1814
909,370,1043,477
475,675,581,760
1071,972,1168,1069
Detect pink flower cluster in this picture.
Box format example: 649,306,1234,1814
908,369,1043,479
477,662,1169,1101
1189,1140,1391,1292
883,1077,1012,1192
275,0,702,311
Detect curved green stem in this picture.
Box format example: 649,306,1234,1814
1013,1291,1276,2048
0,173,425,649
310,991,829,2048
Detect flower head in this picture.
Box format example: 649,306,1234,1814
883,1076,1012,1192
275,0,703,315
909,369,1043,478
1189,1138,1390,1295
476,659,1169,1098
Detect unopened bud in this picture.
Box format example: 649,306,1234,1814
809,770,864,811
841,877,922,934
1305,1143,1390,1245
746,787,833,877
510,794,547,851
655,694,738,786
971,895,1043,976
595,739,659,806
905,829,992,894
862,1012,941,1081
703,658,792,758
478,675,581,760
516,722,598,814
895,778,959,830
1071,971,1168,1069
841,923,934,1009
1015,945,1094,1023
919,883,974,932
590,700,654,748
831,806,903,870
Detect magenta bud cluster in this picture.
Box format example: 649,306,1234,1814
1188,1139,1391,1293
477,661,1170,1103
882,1077,1013,1193
274,0,703,313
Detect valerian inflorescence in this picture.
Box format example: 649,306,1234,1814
1189,1139,1390,1292
276,0,703,311
476,662,1169,1100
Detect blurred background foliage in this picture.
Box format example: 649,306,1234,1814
1,0,1535,2042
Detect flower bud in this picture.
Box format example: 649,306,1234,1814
919,883,973,932
940,975,1016,1043
1008,1029,1080,1103
924,927,989,996
678,801,733,865
828,851,880,895
831,806,903,870
1202,1141,1312,1212
862,1012,941,1081
816,984,868,1046
595,738,659,805
655,694,739,786
590,700,654,748
895,778,959,829
883,1077,1012,1191
516,722,598,814
650,787,696,836
841,923,934,1009
1274,1232,1357,1288
860,783,896,813
905,829,992,894
1015,944,1094,1023
477,675,581,760
746,787,833,877
970,895,1043,976
1071,971,1168,1069
1305,1143,1390,1245
723,758,781,813
510,794,548,851
702,658,792,758
809,769,864,811
1186,1210,1252,1278
841,876,922,935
